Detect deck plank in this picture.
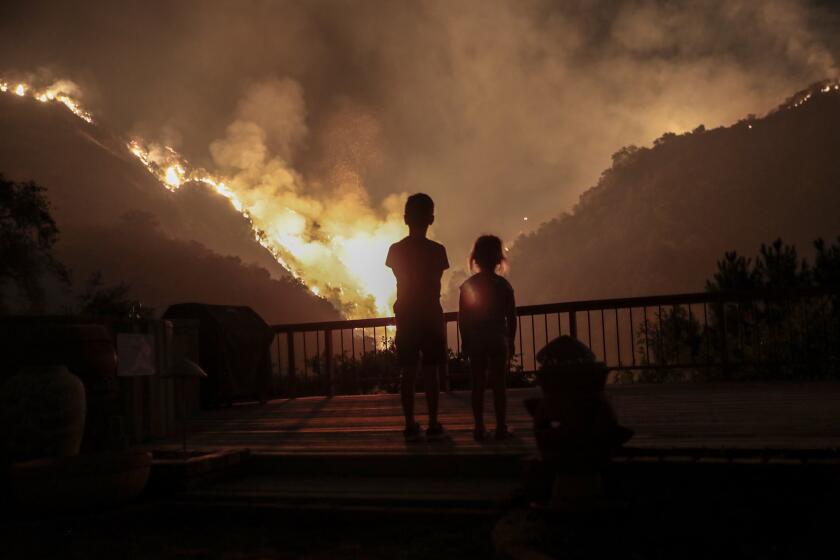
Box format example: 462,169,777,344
148,384,840,455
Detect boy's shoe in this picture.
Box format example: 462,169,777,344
494,425,512,441
473,427,488,443
403,422,423,442
426,423,446,441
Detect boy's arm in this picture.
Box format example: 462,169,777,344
458,288,471,355
385,244,395,270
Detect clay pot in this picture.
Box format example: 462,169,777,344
0,321,117,394
9,450,152,511
0,320,119,452
0,365,86,464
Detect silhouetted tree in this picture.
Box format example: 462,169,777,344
0,175,68,312
704,238,839,380
634,305,705,382
706,251,759,292
78,271,153,319
754,239,811,288
633,239,840,381
610,145,641,167
813,237,840,289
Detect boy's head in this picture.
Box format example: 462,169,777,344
404,193,435,229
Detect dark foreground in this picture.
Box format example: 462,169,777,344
3,459,837,559
3,504,496,559
4,383,839,558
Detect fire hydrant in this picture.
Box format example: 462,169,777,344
524,336,633,509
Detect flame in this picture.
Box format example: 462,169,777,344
1,77,94,123
124,138,401,317
787,81,840,109
164,165,184,188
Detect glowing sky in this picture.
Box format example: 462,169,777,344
1,0,838,313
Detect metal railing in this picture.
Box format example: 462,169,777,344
268,287,840,397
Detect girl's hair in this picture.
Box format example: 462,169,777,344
470,235,506,272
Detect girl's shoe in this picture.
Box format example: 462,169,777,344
494,425,512,441
403,422,422,442
426,423,446,441
473,427,488,442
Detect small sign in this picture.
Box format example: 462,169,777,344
117,333,156,376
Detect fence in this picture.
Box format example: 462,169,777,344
269,287,840,397
117,318,201,443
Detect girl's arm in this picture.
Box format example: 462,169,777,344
506,286,517,354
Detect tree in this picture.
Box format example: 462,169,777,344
634,305,704,382
703,238,840,380
754,239,810,289
813,237,840,289
705,251,759,292
78,271,152,319
0,175,68,311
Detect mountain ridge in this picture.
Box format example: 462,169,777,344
508,81,840,305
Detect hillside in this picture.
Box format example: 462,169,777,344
58,214,338,324
509,82,840,305
0,94,339,323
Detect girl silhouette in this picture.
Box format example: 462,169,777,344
458,235,517,441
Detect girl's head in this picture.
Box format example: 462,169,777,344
470,235,506,273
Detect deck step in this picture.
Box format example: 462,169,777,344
244,446,840,478
248,451,532,477
162,450,840,515
172,473,521,515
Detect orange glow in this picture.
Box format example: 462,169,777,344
125,138,402,317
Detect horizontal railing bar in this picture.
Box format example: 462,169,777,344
274,316,396,333
341,360,823,378
272,287,840,333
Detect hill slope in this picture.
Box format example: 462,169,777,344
509,83,840,304
0,94,339,323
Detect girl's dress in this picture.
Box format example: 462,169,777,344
458,271,516,360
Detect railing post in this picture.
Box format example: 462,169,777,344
352,329,360,395
441,322,451,392
440,363,451,392
718,302,730,379
274,335,281,398
568,311,578,339
324,329,334,397
286,331,297,399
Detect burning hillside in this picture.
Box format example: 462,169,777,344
1,76,404,318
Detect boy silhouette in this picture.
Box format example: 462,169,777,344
386,193,449,441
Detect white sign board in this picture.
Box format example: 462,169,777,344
117,333,156,376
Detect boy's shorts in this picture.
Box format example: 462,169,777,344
395,313,447,367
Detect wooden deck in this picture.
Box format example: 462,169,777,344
153,383,840,455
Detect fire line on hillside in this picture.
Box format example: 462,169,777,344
1,76,407,318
